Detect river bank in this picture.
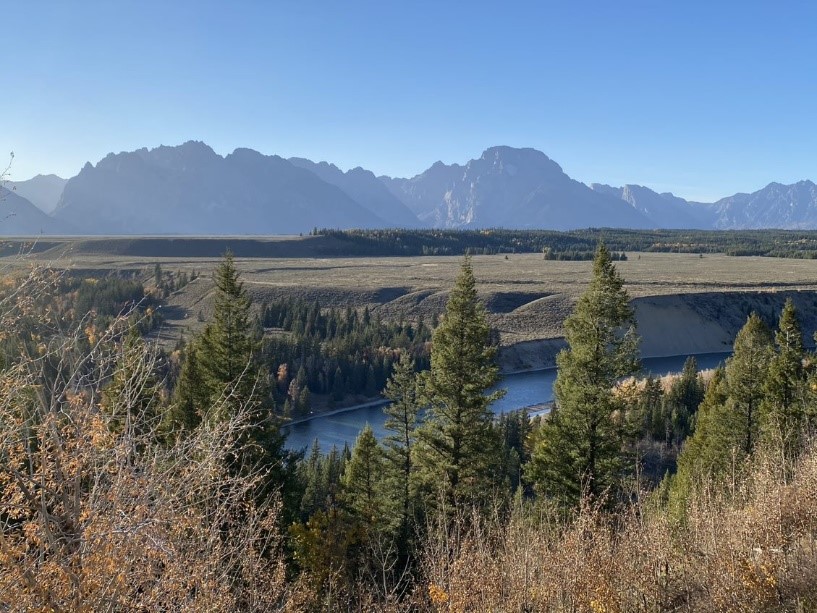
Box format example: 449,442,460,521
284,398,389,427
496,294,740,373
283,351,732,451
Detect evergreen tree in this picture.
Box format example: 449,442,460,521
153,262,163,288
101,328,163,441
762,299,807,464
197,251,261,417
668,367,729,517
342,425,389,530
165,340,207,434
663,356,705,443
669,314,774,517
300,439,327,519
638,375,665,441
498,410,533,492
526,243,640,507
414,256,504,510
172,252,295,510
725,313,774,457
382,352,420,533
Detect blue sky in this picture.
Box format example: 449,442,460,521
3,1,816,201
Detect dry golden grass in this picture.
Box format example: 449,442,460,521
7,248,817,351
0,279,293,611
415,444,817,612
3,259,817,611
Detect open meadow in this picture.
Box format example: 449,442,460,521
4,238,817,369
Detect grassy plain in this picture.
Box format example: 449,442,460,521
3,239,817,355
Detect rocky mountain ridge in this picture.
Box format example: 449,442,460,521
5,142,817,234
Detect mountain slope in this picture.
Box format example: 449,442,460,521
53,142,389,234
288,158,420,228
288,157,419,227
382,147,652,229
7,174,67,214
25,141,817,233
706,180,817,229
0,187,73,235
591,183,713,228
380,161,464,223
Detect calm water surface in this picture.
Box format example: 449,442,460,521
283,351,730,452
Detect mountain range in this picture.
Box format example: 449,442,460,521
0,187,73,235
3,141,817,235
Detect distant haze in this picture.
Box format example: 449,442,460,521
7,175,68,214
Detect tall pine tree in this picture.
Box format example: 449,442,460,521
198,250,261,418
165,340,207,434
170,252,294,508
527,243,640,507
725,312,774,457
414,256,504,510
669,313,774,517
663,356,705,444
342,425,390,531
382,352,420,533
761,299,808,466
101,328,163,442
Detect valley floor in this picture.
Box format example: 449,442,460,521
6,244,817,371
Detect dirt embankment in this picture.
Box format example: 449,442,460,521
161,281,817,373
497,290,817,374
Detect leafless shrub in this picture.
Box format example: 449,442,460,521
0,271,292,611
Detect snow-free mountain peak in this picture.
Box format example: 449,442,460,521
382,146,652,229
708,179,817,229
6,174,68,214
0,187,73,235
288,156,420,227
53,143,393,234
12,142,817,234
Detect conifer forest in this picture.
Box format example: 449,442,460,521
1,245,817,611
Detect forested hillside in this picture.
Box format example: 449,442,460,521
1,247,816,610
316,227,817,258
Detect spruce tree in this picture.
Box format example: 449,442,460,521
663,356,705,443
638,375,665,441
382,352,420,532
171,252,294,509
762,299,807,464
101,328,163,441
668,367,729,518
725,313,774,457
165,340,207,434
669,314,774,517
299,439,327,519
526,243,640,507
414,256,504,510
342,425,389,531
197,250,260,418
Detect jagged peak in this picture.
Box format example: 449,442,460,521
229,147,265,159
175,140,217,154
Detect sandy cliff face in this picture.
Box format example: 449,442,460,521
497,291,817,373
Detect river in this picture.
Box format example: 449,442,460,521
283,351,731,452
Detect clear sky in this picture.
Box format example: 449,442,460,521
3,1,816,201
